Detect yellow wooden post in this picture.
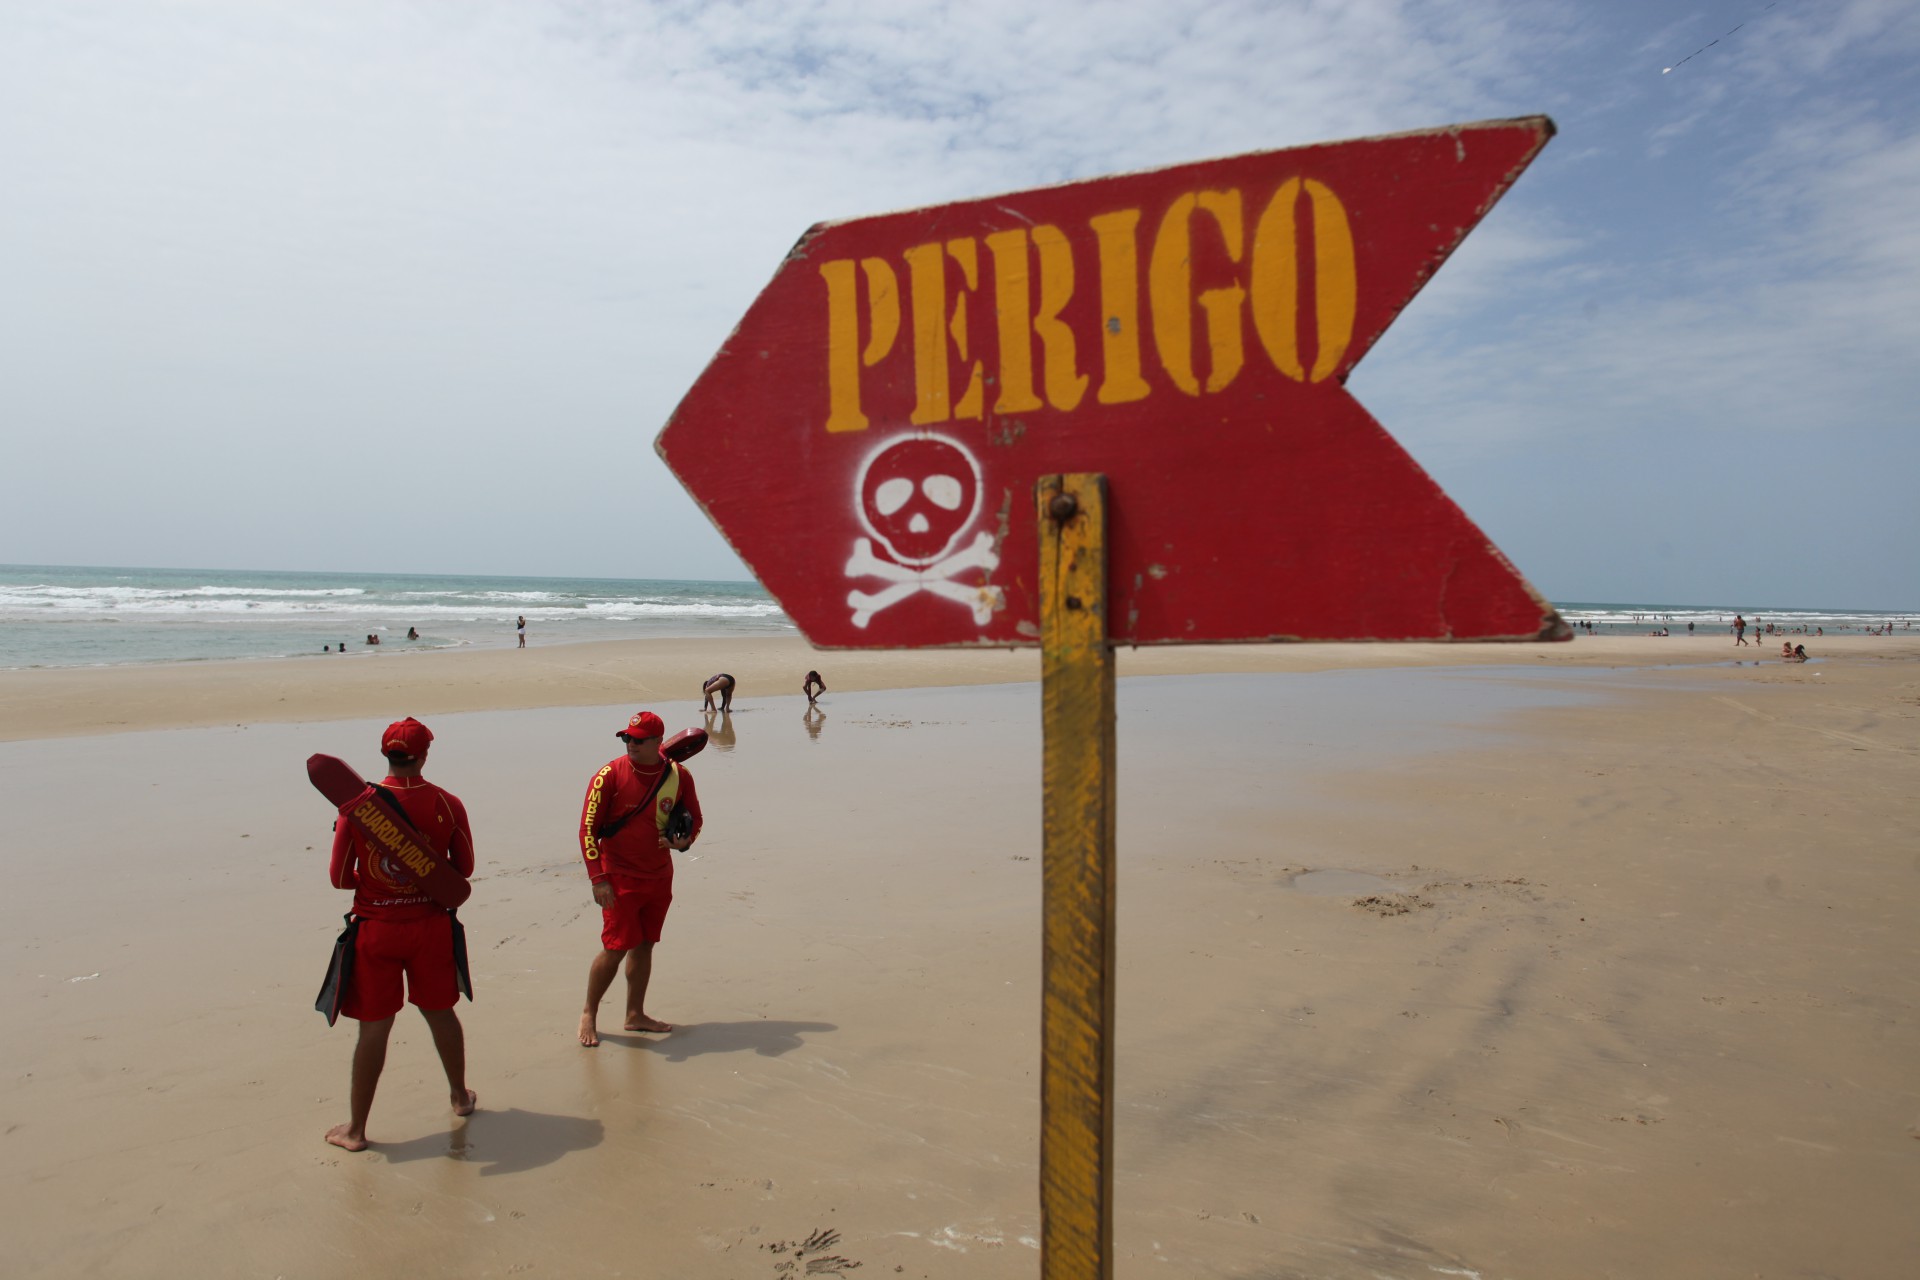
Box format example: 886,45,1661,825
1037,473,1116,1280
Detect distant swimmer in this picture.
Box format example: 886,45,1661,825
802,669,826,706
701,672,735,713
323,718,477,1151
407,627,419,640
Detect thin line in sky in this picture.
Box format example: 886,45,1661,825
1663,2,1777,74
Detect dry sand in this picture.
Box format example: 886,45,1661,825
1,634,1916,1278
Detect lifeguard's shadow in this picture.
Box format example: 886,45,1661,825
380,1106,604,1176
598,1019,837,1062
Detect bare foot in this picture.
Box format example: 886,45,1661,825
578,1013,600,1047
325,1124,369,1152
624,1014,672,1033
453,1089,477,1117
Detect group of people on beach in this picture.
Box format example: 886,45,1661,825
699,670,827,713
321,710,702,1149
321,627,422,653
320,666,831,1150
1734,615,1831,645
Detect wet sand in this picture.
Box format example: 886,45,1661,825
0,630,1854,742
1,636,1916,1277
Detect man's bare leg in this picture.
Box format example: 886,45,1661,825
325,1016,394,1150
580,948,626,1046
623,941,671,1032
420,1006,476,1115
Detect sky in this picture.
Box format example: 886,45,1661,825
2,0,1915,609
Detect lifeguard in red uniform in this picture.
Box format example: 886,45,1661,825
323,717,476,1150
577,711,703,1046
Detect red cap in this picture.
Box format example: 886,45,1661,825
619,711,665,741
381,717,434,758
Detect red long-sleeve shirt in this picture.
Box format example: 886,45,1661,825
329,775,475,920
578,756,702,883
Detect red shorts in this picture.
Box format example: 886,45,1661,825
600,874,672,950
343,913,458,1021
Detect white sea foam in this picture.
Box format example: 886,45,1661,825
0,565,799,667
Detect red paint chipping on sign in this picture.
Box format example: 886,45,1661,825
658,117,1567,649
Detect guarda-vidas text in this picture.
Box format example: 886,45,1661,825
351,799,437,880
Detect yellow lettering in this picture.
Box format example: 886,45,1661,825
820,258,901,433
985,229,1042,414
1249,179,1305,380
948,239,984,420
1303,180,1355,382
1089,209,1150,405
1195,190,1245,393
861,259,900,366
1250,178,1356,384
904,238,984,425
987,227,1090,415
1031,226,1089,412
583,766,609,859
351,798,437,880
1149,188,1244,396
903,242,948,423
822,176,1359,432
821,259,863,432
1148,195,1197,394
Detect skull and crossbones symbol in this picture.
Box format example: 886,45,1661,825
845,433,1004,629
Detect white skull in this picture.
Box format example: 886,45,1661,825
855,433,983,566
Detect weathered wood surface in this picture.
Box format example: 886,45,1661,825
1038,474,1117,1280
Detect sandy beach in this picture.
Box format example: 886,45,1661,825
0,631,1847,743
3,633,1916,1278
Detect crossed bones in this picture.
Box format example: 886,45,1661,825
846,532,1004,628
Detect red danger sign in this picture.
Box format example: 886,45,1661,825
658,117,1567,649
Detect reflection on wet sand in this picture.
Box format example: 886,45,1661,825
803,704,825,741
702,707,736,751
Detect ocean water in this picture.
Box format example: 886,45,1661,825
0,565,792,668
1555,600,1914,638
0,566,1910,670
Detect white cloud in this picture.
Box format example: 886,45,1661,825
0,0,1912,605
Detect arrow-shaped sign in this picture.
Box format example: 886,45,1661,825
659,117,1566,648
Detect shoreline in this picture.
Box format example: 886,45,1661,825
6,631,1910,743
